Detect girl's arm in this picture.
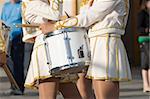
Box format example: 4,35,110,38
24,0,61,23
56,0,119,28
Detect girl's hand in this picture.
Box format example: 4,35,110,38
40,22,55,34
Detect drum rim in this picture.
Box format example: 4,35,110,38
49,61,90,76
45,27,85,38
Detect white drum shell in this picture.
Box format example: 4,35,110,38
45,28,90,69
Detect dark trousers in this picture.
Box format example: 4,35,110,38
140,42,150,70
24,43,33,79
8,34,24,92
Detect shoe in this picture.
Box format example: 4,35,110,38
143,87,150,93
143,90,149,93
12,89,24,95
2,89,23,96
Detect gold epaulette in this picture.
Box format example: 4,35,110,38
80,0,89,7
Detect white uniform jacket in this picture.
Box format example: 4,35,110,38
22,0,62,43
55,0,129,38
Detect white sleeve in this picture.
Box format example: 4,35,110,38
58,0,119,28
25,0,61,23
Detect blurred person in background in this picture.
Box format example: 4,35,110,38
0,0,5,13
137,0,150,93
1,0,24,95
23,43,33,81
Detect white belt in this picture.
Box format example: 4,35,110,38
90,33,121,38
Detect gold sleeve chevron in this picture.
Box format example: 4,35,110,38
55,17,78,29
80,0,89,7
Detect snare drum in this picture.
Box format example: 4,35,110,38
43,27,91,76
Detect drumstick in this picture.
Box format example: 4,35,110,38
15,24,40,28
64,11,70,18
0,27,10,31
0,29,10,31
3,64,20,90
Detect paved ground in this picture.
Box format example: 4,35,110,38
0,67,149,99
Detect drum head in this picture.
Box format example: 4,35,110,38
45,27,82,37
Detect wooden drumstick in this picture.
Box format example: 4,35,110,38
3,64,20,90
15,24,40,28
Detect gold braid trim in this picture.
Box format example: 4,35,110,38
0,32,6,52
116,38,119,78
80,0,89,7
51,0,63,11
55,17,78,29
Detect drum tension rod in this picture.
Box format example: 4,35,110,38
43,36,51,65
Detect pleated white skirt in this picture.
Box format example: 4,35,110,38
87,34,132,81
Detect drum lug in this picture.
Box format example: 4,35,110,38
88,51,91,59
68,56,74,59
83,34,91,58
43,41,52,65
64,33,74,63
64,37,71,40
